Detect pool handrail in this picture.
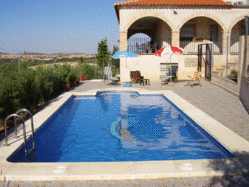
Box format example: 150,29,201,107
4,114,25,147
15,109,35,149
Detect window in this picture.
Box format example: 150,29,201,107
210,25,218,42
180,25,195,41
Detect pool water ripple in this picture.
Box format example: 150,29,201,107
9,91,233,162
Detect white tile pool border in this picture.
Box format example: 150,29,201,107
1,88,249,182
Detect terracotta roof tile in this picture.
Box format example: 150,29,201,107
114,0,230,6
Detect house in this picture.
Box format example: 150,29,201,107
114,0,249,82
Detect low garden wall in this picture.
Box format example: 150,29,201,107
211,74,239,95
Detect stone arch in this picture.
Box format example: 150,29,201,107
177,13,227,31
122,12,176,32
228,15,248,31
128,32,151,40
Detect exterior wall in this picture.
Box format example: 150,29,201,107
118,5,247,81
239,35,249,113
119,6,249,51
120,55,203,82
120,54,239,82
211,74,240,94
119,7,249,32
240,78,249,112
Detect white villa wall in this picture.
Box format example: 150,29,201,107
118,5,246,81
120,55,199,82
120,54,239,82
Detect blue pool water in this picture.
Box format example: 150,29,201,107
9,91,233,162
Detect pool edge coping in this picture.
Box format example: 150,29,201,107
0,87,249,181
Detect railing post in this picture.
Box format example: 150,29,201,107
244,16,248,77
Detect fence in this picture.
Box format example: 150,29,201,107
128,37,171,54
179,39,222,54
230,37,239,55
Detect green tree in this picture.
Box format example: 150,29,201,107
79,57,85,64
96,38,110,68
111,45,120,69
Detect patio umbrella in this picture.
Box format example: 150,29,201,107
155,46,187,83
155,46,186,56
112,50,138,69
112,50,137,59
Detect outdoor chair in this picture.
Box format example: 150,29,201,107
134,71,144,82
161,67,174,84
136,43,143,53
130,71,137,82
104,66,119,85
185,71,202,87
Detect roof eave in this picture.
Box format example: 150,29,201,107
114,3,233,24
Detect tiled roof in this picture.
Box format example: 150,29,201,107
114,0,230,6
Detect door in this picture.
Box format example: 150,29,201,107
198,45,202,72
205,44,212,80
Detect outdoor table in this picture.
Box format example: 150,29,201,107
140,79,150,86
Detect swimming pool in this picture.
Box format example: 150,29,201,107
9,91,233,162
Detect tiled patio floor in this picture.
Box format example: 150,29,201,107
1,80,249,187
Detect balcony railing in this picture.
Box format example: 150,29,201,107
180,39,222,54
230,37,239,55
128,37,171,54
128,37,224,55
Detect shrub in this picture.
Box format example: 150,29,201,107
18,68,40,110
82,62,95,80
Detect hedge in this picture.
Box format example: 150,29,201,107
0,61,96,120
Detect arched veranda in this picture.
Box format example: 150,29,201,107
179,16,224,55
127,17,172,54
230,18,247,55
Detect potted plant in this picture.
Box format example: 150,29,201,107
83,75,87,80
64,76,70,91
193,37,204,42
229,69,238,83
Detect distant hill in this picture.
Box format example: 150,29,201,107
0,53,96,61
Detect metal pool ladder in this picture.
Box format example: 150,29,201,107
4,109,36,162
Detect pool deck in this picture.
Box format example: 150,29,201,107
0,80,249,186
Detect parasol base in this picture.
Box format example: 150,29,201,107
123,81,132,87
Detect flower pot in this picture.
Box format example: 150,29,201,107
80,75,84,81
75,79,80,85
70,81,76,88
64,84,70,91
192,39,203,42
83,75,87,80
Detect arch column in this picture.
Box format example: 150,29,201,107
172,30,180,47
120,31,128,51
222,31,231,55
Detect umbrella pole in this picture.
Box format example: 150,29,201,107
170,54,172,83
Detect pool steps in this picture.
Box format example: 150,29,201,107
4,109,36,162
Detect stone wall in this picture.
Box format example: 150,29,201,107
211,74,239,94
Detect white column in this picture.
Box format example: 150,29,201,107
172,30,180,47
120,31,128,51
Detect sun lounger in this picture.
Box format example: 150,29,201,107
161,75,173,84
185,71,202,87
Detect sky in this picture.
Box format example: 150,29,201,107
0,0,124,54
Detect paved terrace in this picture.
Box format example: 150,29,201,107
1,80,249,187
